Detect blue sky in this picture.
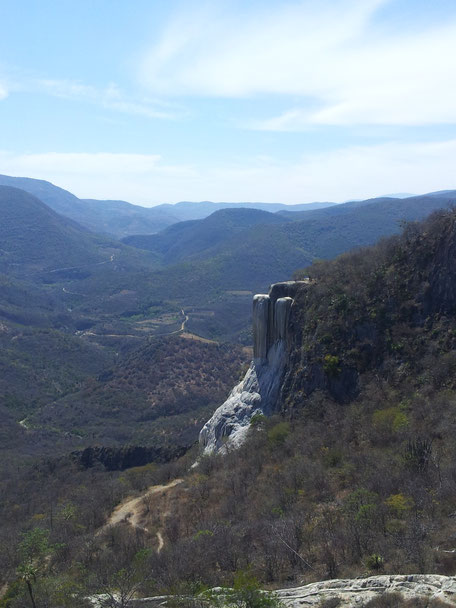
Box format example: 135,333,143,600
1,0,456,205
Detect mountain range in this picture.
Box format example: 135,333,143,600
122,190,456,305
2,176,456,347
0,173,335,238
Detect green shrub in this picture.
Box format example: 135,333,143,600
372,407,408,434
323,354,341,376
250,413,267,428
385,493,414,516
365,553,384,570
267,422,290,446
204,570,283,608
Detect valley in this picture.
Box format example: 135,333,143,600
2,179,456,606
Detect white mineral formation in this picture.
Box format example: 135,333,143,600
89,574,456,606
199,282,299,455
275,574,456,607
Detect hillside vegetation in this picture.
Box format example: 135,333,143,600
4,210,456,607
123,190,456,312
0,186,104,273
152,208,456,586
25,336,248,450
123,207,290,264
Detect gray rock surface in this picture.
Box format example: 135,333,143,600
90,575,456,606
253,294,270,360
199,282,303,454
275,574,456,607
199,341,286,454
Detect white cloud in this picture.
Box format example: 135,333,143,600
139,0,456,127
177,140,456,202
1,140,456,204
37,79,178,119
0,152,196,203
0,82,9,100
1,152,162,175
140,0,386,96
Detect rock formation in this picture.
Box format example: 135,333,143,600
92,574,456,606
199,281,306,454
275,574,456,607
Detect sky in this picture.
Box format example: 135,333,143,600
1,0,456,206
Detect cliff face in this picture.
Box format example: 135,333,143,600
164,211,456,584
199,281,306,453
200,210,456,455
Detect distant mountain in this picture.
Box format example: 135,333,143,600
0,174,335,238
0,185,162,322
0,186,108,273
78,198,179,236
153,200,336,221
123,191,456,316
0,175,80,215
381,192,415,198
123,207,290,264
276,191,456,224
0,174,180,238
3,179,456,347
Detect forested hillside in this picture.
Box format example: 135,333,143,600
123,207,290,264
25,336,249,451
123,190,456,318
157,209,456,585
4,210,456,606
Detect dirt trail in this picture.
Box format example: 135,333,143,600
180,332,218,344
168,309,188,335
180,309,189,331
100,478,183,552
50,254,116,274
156,531,165,553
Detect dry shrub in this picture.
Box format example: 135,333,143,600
364,594,455,608
318,598,342,608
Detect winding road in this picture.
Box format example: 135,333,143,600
100,478,183,553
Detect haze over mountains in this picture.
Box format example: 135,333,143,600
0,174,335,238
124,190,456,281
3,173,454,271
2,175,456,346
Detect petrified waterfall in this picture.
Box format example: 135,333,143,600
199,282,303,454
252,294,270,360
252,293,293,360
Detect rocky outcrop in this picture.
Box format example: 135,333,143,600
199,281,307,454
275,574,456,607
89,575,456,607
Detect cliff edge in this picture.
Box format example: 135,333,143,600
199,281,307,454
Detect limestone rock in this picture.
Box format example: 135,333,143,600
275,574,456,607
253,294,270,360
199,281,306,455
91,574,456,607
